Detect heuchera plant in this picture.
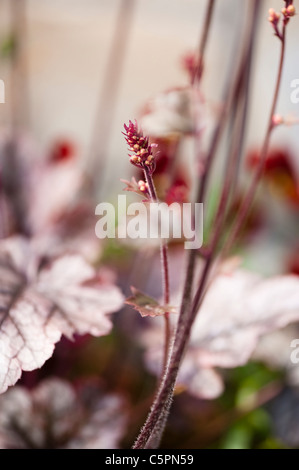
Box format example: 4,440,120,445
121,0,299,450
1,0,299,450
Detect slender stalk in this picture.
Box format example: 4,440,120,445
143,165,171,374
166,15,288,453
175,0,221,337
132,0,219,448
138,173,237,448
133,2,289,450
173,94,230,351
133,252,213,449
223,24,286,257
208,0,260,250
176,0,247,342
192,0,216,85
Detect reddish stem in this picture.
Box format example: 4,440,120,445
132,2,288,450
223,24,286,257
143,165,171,374
192,0,216,84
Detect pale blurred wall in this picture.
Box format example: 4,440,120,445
0,0,298,196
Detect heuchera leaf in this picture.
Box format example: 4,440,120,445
142,267,299,400
0,237,124,394
125,287,176,318
0,378,127,449
189,269,299,369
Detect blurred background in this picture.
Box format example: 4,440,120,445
0,0,299,450
0,0,299,193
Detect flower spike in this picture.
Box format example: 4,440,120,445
123,120,157,174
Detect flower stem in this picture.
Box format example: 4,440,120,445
143,165,171,374
132,253,213,449
132,2,288,450
132,0,219,448
192,0,216,84
176,0,248,341
223,24,286,257
208,0,260,251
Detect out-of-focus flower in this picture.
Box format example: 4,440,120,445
0,131,101,262
165,180,190,205
180,52,201,83
135,87,204,202
246,148,299,207
0,378,127,449
222,191,263,242
33,202,101,263
140,87,204,139
49,139,76,163
27,147,83,234
287,250,299,276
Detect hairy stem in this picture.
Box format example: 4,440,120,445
143,166,171,374
133,254,213,449
132,2,288,450
132,0,218,449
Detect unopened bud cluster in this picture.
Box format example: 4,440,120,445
282,2,296,19
138,180,149,193
123,120,157,174
268,8,281,25
268,2,295,38
272,114,284,127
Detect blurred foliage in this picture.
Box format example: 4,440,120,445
1,34,16,58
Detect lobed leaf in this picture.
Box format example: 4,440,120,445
0,237,124,394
